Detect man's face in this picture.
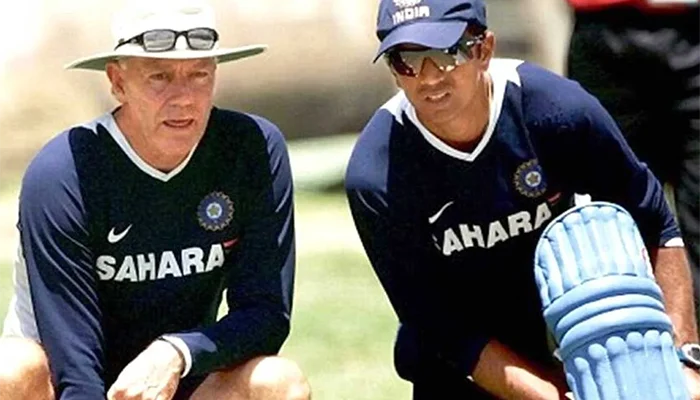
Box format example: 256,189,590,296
107,57,217,161
390,33,493,125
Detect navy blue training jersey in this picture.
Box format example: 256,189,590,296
2,107,295,398
345,59,680,377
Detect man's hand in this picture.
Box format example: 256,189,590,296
107,339,184,400
684,367,700,400
472,339,571,399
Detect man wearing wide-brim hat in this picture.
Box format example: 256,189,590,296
0,1,310,399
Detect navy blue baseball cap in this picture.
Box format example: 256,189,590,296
374,0,487,62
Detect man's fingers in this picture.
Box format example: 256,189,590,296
108,382,162,400
106,342,182,400
148,382,177,400
107,386,137,400
156,389,177,400
106,385,119,400
107,379,178,400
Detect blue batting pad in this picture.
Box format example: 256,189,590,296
534,201,689,400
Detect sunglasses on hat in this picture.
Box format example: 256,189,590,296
385,36,483,77
115,27,219,52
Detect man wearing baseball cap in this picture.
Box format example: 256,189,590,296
345,0,700,398
0,1,309,399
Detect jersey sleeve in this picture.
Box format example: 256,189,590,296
18,132,106,399
345,111,490,377
522,64,680,248
168,117,295,377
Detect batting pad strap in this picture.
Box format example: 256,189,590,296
159,335,193,378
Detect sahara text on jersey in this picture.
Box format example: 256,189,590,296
95,244,225,282
437,202,552,256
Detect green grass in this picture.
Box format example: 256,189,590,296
284,190,412,398
282,249,408,399
0,191,411,399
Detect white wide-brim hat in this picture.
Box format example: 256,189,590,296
65,0,267,71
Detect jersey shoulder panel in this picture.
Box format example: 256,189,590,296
516,60,604,129
21,126,97,203
248,114,286,145
21,114,136,237
18,123,109,247
208,107,288,158
345,92,407,194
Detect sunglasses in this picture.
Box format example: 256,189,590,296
385,36,484,77
115,28,219,52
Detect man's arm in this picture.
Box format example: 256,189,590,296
650,246,700,399
472,340,569,400
165,117,295,377
18,134,106,399
531,80,698,342
651,246,700,399
529,77,700,395
652,246,699,345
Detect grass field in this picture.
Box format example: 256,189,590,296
0,188,412,399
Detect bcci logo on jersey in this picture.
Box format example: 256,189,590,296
514,159,547,198
197,191,234,231
392,0,429,25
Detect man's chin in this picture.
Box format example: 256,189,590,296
156,129,203,154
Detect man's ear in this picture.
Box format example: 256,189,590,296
478,31,496,69
105,61,126,103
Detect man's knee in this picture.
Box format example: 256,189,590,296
246,356,311,400
0,337,53,400
198,355,311,400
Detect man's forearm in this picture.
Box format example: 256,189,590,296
653,246,699,344
471,339,569,400
171,307,289,377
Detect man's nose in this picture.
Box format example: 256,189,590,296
167,78,195,105
418,58,445,85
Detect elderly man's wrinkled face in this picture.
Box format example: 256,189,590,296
107,57,216,169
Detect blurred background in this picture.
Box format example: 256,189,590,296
0,0,573,398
